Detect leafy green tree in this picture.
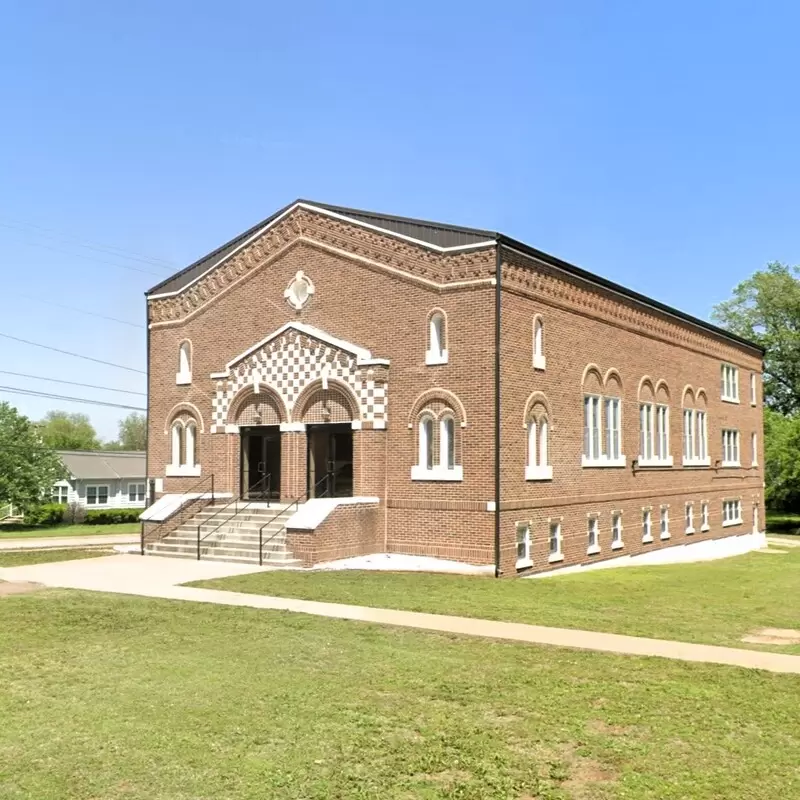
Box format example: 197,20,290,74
104,413,147,451
762,409,800,510
0,402,65,509
38,411,100,451
712,262,800,414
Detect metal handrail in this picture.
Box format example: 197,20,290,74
258,473,331,566
196,473,271,560
140,473,214,555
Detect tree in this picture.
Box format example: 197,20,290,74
0,402,65,509
762,408,800,510
104,413,147,451
38,411,101,451
712,262,800,414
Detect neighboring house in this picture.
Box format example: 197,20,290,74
52,451,147,509
144,199,764,573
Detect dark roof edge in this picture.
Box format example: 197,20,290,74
497,235,765,356
144,199,300,296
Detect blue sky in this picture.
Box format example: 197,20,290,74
1,0,798,440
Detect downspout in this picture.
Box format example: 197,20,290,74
494,241,502,577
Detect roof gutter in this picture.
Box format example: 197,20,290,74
493,242,502,578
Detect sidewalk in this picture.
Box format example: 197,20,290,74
0,534,138,550
2,553,800,675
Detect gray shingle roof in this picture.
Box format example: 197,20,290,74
58,450,146,480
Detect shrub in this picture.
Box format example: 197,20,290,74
84,508,141,525
64,502,86,525
26,503,65,526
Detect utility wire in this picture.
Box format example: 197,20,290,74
12,294,144,329
0,217,179,269
0,385,146,412
0,370,146,396
5,235,166,276
0,332,146,374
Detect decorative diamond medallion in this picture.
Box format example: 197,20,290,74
284,271,315,310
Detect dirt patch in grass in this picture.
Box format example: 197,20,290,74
742,628,800,645
0,581,43,597
586,718,635,737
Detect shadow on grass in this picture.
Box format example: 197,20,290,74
766,513,800,536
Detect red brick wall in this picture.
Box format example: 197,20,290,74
146,207,764,575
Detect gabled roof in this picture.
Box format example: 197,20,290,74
146,199,763,354
146,200,496,298
58,450,146,481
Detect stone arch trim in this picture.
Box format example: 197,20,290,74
407,388,467,428
696,388,708,407
226,383,288,426
164,402,205,433
655,379,670,401
581,363,603,387
522,391,551,428
603,368,623,392
637,375,655,400
294,378,361,423
681,384,696,406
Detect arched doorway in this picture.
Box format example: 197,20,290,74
296,382,358,498
232,389,286,500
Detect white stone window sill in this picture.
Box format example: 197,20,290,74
175,372,192,385
722,518,743,528
581,455,626,468
685,527,695,535
425,350,448,366
721,396,740,405
611,540,624,550
525,465,553,481
411,465,463,482
533,354,546,371
682,458,711,467
642,534,654,544
660,532,671,540
721,461,741,468
515,558,533,570
165,464,202,477
548,553,564,564
587,544,601,556
637,456,674,468
700,524,710,532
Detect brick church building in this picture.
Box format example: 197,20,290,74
143,200,765,575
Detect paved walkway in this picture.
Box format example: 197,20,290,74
0,534,137,551
2,554,800,675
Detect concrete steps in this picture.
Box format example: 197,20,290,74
145,501,301,566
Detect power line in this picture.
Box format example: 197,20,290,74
0,332,146,374
0,385,146,411
0,371,146,396
13,294,144,329
0,216,179,269
4,235,166,277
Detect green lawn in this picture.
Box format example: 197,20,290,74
0,549,113,567
1,590,799,799
766,511,800,535
0,522,140,539
194,548,800,653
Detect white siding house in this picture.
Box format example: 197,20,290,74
52,451,147,509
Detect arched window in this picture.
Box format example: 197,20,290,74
525,406,552,481
638,378,672,466
681,387,709,467
176,341,192,385
418,415,434,471
411,400,463,481
425,310,448,365
440,415,455,470
533,317,546,370
185,422,196,468
166,414,202,477
171,422,184,468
